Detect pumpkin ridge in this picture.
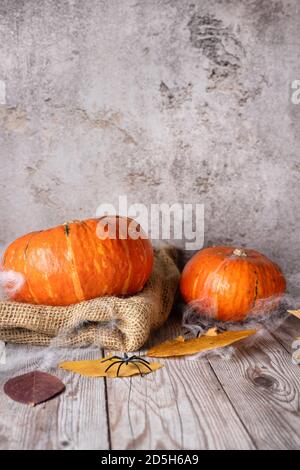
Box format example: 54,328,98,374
213,257,232,321
253,270,259,308
120,238,133,294
81,220,103,276
63,224,85,303
191,255,211,300
23,232,41,304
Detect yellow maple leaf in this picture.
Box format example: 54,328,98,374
288,309,300,320
147,329,257,358
59,356,163,378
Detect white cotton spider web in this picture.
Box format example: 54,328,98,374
181,288,300,361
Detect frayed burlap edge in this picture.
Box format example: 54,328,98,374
0,246,180,351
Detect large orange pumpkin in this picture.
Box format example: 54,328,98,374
2,216,153,306
180,246,286,322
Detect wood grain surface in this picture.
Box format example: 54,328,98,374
105,319,255,450
0,345,109,450
208,328,300,450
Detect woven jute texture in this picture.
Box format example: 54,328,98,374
0,246,179,351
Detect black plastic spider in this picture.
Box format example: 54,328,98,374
102,353,152,377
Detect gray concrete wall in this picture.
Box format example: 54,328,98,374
0,0,299,276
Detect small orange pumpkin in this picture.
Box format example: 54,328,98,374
2,216,153,306
180,246,286,322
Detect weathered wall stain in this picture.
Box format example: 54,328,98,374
0,106,29,133
125,171,162,188
25,160,43,176
70,108,138,146
160,81,193,109
193,176,215,196
187,11,268,107
188,13,244,74
30,185,57,208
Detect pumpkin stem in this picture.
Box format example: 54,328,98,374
64,223,70,237
233,248,247,257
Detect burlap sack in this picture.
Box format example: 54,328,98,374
0,246,179,351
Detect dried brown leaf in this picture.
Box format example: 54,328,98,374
4,371,65,406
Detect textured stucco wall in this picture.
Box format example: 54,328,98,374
0,0,299,276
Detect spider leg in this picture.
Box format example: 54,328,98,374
102,355,122,363
116,361,125,377
105,360,123,373
130,355,151,365
131,361,144,376
131,359,153,373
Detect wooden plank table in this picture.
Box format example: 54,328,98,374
0,314,299,450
